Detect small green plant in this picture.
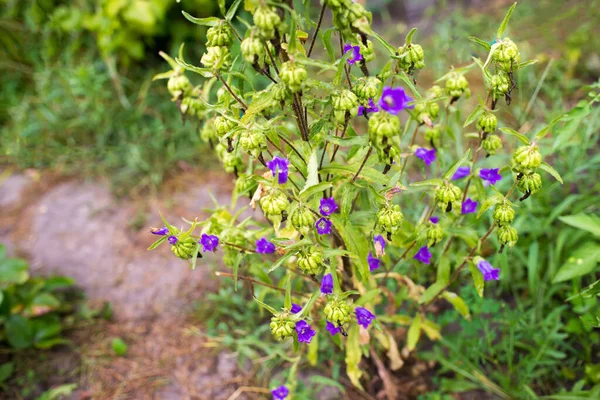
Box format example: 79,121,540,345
111,337,128,356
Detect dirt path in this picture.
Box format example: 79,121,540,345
0,169,258,399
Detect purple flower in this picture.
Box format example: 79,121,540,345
326,321,341,336
291,303,302,314
272,385,289,400
477,259,500,281
319,197,339,216
367,252,381,271
479,168,502,185
373,234,386,257
256,237,276,254
168,235,178,245
316,218,332,235
452,166,471,180
200,233,219,252
152,227,169,235
461,198,478,214
358,98,379,116
415,148,436,166
295,320,316,343
413,246,432,265
355,307,376,329
266,156,290,184
321,273,334,294
378,86,414,115
430,216,439,224
343,44,363,65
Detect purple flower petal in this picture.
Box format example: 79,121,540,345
295,320,316,343
367,252,381,271
152,227,169,235
373,234,386,257
355,307,376,329
256,237,276,254
168,235,178,245
378,86,414,115
321,273,334,294
461,198,478,214
452,166,471,180
291,303,302,314
343,44,363,65
266,156,290,184
319,197,339,216
316,218,332,235
415,147,436,166
479,168,502,185
413,246,432,264
430,216,439,224
272,385,289,400
326,321,341,336
477,259,500,281
200,233,219,252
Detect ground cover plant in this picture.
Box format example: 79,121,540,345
147,1,600,398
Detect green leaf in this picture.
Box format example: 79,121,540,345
232,252,243,290
33,319,61,342
308,328,319,366
147,235,167,251
345,324,364,389
298,291,320,319
497,2,517,39
253,296,278,315
241,90,275,124
225,0,242,20
536,113,567,140
477,194,504,218
442,292,471,320
437,258,451,284
355,289,381,307
300,182,333,201
300,150,319,194
43,276,75,291
218,0,226,15
182,11,220,27
410,178,442,188
468,263,485,297
324,134,368,147
559,214,600,237
112,337,128,356
32,293,60,309
175,57,212,78
330,215,369,280
443,149,471,180
515,59,538,70
371,31,396,56
538,162,564,184
397,71,422,99
6,315,34,349
405,28,417,45
406,313,421,351
320,164,388,185
0,257,29,285
0,362,14,383
33,338,70,350
552,242,600,283
463,104,485,127
35,383,77,400
468,36,491,51
419,281,446,304
284,275,292,310
268,239,311,273
499,127,531,145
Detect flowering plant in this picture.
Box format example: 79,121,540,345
150,1,565,397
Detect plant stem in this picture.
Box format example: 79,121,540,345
351,147,373,183
222,242,256,253
307,2,326,58
215,271,310,297
215,72,248,110
399,122,420,179
277,133,306,164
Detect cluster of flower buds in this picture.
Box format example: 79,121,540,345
425,125,442,148
445,72,470,101
368,111,401,163
426,219,444,247
434,182,463,212
241,28,266,64
332,89,359,123
397,43,425,74
511,143,543,201
270,312,296,340
491,71,511,101
354,77,380,102
254,5,281,40
492,38,520,72
357,35,375,62
239,128,266,158
234,173,257,198
413,100,440,125
167,68,193,100
171,235,198,260
493,201,518,250
517,172,542,200
290,206,316,236
324,297,353,327
482,134,503,156
280,60,307,93
327,0,372,39
214,115,237,139
201,23,232,70
297,247,325,275
260,188,289,227
375,203,404,238
214,143,243,174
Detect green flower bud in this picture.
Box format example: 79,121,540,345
376,143,400,166
270,313,295,340
167,74,192,100
491,71,510,96
348,3,372,35
297,248,325,275
260,189,289,224
171,236,197,260
427,223,444,247
493,203,515,226
517,172,542,197
239,129,266,157
492,38,520,71
435,182,462,212
206,23,234,47
201,46,231,70
359,38,375,62
425,125,442,147
180,96,205,118
235,173,258,197
271,83,289,102
497,225,518,247
353,77,381,101
368,111,401,148
445,73,470,100
397,43,425,73
254,6,281,39
426,85,444,99
324,297,353,327
290,206,315,236
511,145,542,174
240,33,265,64
200,119,218,142
220,150,244,174
482,134,503,155
325,0,351,11
376,204,403,235
332,90,359,111
280,61,307,93
414,101,440,124
476,111,497,134
214,115,237,138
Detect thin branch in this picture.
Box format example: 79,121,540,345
399,122,420,179
307,2,326,57
222,241,256,253
277,133,306,163
215,72,248,110
215,271,310,297
351,147,373,183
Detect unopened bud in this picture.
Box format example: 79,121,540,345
206,23,234,47
397,43,425,73
476,111,497,133
376,204,403,235
493,203,515,226
324,297,353,327
482,134,503,155
297,248,325,275
445,73,470,100
280,61,307,93
497,225,518,247
435,182,462,212
290,206,315,236
511,144,542,174
270,313,295,340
